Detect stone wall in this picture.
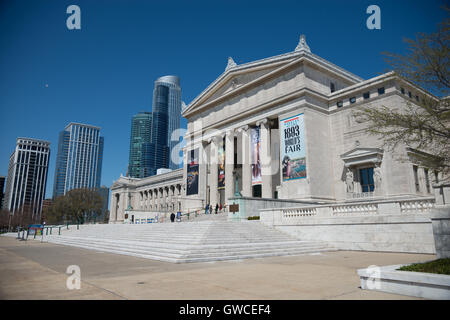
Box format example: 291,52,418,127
260,197,437,254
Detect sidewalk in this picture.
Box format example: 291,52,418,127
0,236,435,299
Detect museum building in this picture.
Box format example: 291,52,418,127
110,35,447,249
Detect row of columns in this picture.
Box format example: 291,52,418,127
206,118,273,207
139,184,183,212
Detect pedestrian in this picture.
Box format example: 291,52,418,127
215,203,219,214
208,203,211,214
219,203,223,212
205,203,209,215
170,212,175,223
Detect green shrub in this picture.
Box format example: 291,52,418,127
397,258,450,275
247,216,260,220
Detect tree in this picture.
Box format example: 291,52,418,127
355,10,450,180
44,189,104,224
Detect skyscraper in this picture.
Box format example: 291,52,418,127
4,138,50,220
127,76,182,178
128,112,152,178
53,123,104,198
153,75,182,171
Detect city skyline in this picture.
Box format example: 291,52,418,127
0,0,446,199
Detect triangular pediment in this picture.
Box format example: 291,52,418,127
205,65,285,103
183,55,300,116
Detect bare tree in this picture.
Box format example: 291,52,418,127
355,10,450,180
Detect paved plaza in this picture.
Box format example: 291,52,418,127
0,236,435,300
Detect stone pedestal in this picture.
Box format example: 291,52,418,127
430,205,450,259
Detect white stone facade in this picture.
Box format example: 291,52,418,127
109,169,183,223
111,36,446,228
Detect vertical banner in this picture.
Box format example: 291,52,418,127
280,113,307,181
251,127,262,185
186,148,199,195
218,141,225,189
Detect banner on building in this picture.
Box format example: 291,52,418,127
280,113,307,181
218,142,225,189
251,127,262,185
186,148,199,195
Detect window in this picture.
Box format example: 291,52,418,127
434,171,439,184
378,87,385,95
363,92,370,99
330,82,336,93
359,167,374,192
337,101,343,108
349,97,356,104
424,168,430,193
401,87,405,94
413,165,420,192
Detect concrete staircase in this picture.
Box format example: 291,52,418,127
27,220,335,263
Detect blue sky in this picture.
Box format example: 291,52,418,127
0,0,446,198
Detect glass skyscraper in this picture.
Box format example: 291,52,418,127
53,123,104,198
128,75,182,178
4,138,50,220
128,112,152,178
153,75,182,171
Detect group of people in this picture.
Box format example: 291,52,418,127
205,203,224,215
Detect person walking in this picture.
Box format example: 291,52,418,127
215,203,219,214
205,203,209,215
170,212,175,223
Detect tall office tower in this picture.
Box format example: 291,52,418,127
0,176,6,210
53,123,104,198
152,75,182,171
3,138,50,220
128,112,152,178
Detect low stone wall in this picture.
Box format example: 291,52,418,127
430,206,450,258
358,264,450,300
260,197,437,254
227,196,320,221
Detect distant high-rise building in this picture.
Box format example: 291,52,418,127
0,176,6,210
53,123,104,198
4,138,50,221
154,76,182,171
127,76,182,178
128,112,152,178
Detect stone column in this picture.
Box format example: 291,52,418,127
209,137,219,207
238,125,252,197
151,190,155,211
258,118,272,198
225,129,235,205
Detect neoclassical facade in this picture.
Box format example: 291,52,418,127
110,35,445,223
110,169,183,223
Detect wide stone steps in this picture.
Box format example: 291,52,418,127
46,237,330,263
34,220,334,263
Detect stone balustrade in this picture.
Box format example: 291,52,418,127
399,199,435,214
282,208,317,218
332,203,378,216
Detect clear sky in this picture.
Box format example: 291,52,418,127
0,0,447,199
